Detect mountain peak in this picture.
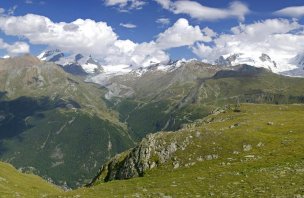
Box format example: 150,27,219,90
38,49,64,62
37,50,103,76
290,53,304,69
1,54,41,67
214,52,281,72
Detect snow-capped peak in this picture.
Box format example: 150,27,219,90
37,49,103,75
157,58,197,71
290,53,304,69
38,48,304,79
213,52,297,73
259,53,272,63
38,49,64,62
280,53,304,77
71,54,103,74
131,58,197,76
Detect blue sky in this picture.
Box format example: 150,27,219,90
0,0,304,65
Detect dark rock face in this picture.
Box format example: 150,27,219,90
48,53,65,62
75,54,84,62
61,64,88,76
259,53,272,62
213,65,269,78
215,56,231,66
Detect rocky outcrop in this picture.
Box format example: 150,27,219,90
87,131,192,186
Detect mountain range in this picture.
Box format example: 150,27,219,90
1,53,304,193
36,49,304,80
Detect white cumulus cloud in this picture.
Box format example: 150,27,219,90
155,0,250,21
156,18,170,26
106,18,209,66
154,0,171,9
120,23,137,28
155,18,211,49
0,13,210,67
104,0,146,11
130,42,169,67
0,14,118,58
274,6,304,18
202,27,217,39
193,19,304,68
0,39,30,55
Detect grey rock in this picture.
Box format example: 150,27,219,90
243,144,252,152
87,132,191,185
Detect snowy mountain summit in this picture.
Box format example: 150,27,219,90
215,53,279,72
38,49,304,78
213,52,304,75
38,49,103,76
290,54,304,69
38,49,197,77
38,49,64,62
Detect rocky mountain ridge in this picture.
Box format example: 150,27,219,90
38,49,198,79
213,51,304,76
38,50,304,82
38,49,103,76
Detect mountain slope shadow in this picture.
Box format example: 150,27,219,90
0,91,7,100
0,96,79,143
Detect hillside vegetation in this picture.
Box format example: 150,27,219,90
0,56,134,188
52,103,304,197
110,64,304,140
0,162,61,197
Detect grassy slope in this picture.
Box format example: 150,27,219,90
0,162,61,197
50,103,304,197
0,103,303,197
115,66,304,140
